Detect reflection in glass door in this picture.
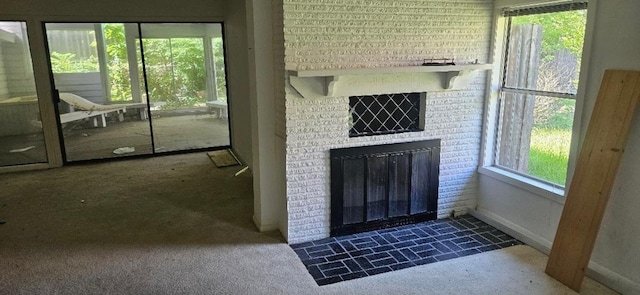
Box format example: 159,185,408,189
45,23,153,162
140,23,229,153
44,22,229,162
0,21,48,167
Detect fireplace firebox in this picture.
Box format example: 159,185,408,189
330,140,440,236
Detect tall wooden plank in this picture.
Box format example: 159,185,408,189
546,70,640,291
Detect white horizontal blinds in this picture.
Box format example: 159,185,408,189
503,1,588,17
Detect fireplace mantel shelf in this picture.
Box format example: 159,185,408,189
288,64,493,98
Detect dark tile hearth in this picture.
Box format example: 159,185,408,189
291,215,522,286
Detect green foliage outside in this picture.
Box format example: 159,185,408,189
49,52,99,73
103,24,133,102
533,97,575,130
512,10,586,186
528,128,571,185
142,38,207,108
50,24,227,107
512,10,587,61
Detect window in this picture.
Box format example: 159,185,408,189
493,2,587,187
46,24,100,73
349,93,423,137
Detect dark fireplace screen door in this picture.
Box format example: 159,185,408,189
330,140,440,236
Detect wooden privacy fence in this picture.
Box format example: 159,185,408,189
497,24,541,173
47,29,98,62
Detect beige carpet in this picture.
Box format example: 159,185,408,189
0,153,617,294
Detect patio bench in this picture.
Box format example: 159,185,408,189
206,100,228,119
59,108,126,128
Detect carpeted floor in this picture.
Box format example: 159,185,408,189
0,153,617,294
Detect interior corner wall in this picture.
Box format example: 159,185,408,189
272,0,288,240
477,0,640,293
577,0,640,292
224,0,253,167
246,0,283,233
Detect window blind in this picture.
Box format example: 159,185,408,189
503,1,587,17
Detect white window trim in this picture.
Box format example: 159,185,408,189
479,166,566,203
479,0,598,199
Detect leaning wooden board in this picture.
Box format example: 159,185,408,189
546,70,640,291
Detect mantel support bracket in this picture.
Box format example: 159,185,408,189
325,76,341,96
446,70,478,90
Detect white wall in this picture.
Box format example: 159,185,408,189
282,0,494,243
477,0,640,293
579,0,640,291
224,0,253,167
246,0,284,233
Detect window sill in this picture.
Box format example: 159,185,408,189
478,166,566,204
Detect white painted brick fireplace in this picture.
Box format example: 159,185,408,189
277,0,494,243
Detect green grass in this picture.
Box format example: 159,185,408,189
528,128,572,186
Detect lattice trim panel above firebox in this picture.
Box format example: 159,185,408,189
349,93,423,137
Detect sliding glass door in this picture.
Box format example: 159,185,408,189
0,21,48,167
45,23,152,161
44,22,229,162
140,23,229,153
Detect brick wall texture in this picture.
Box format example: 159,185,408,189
281,0,494,243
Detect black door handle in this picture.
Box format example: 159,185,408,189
53,89,60,103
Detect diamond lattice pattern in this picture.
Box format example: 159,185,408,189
349,93,421,137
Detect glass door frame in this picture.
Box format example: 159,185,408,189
0,20,51,169
41,21,232,164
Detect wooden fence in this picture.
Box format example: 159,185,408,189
496,24,542,173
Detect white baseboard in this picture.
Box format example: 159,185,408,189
469,208,553,254
469,207,639,294
586,261,640,295
252,215,279,232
